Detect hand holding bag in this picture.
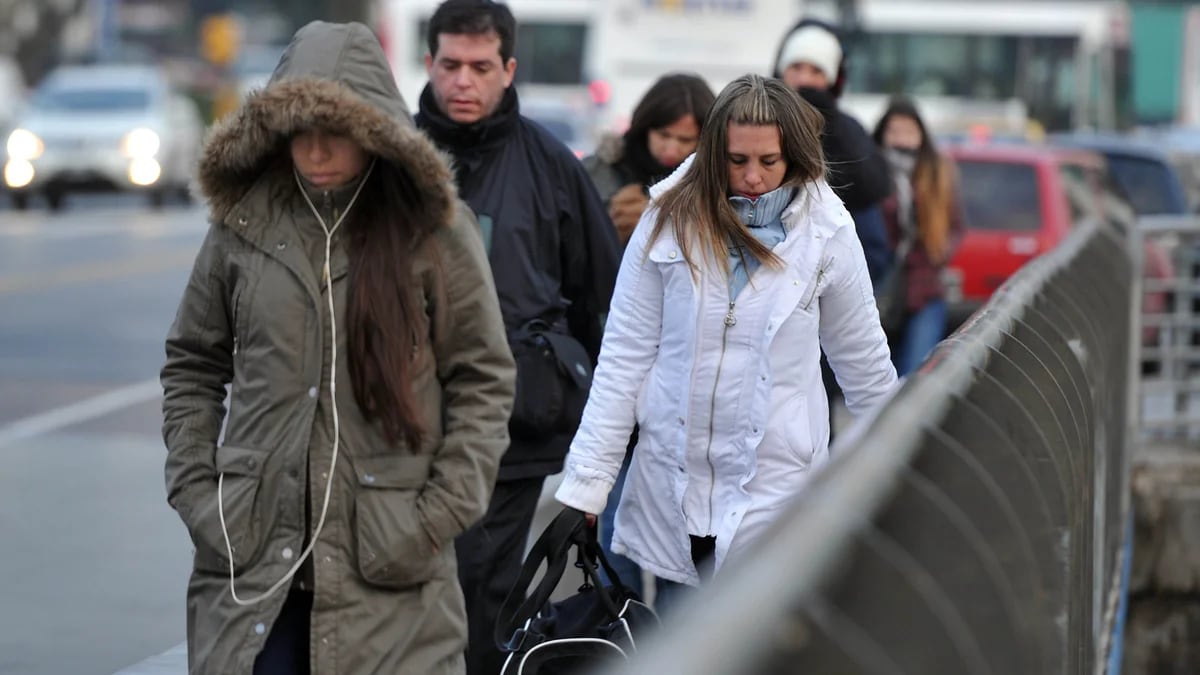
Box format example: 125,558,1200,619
495,508,659,675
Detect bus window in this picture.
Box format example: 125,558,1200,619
414,20,588,86
1020,36,1077,131
847,33,1017,99
512,22,587,86
845,30,1107,132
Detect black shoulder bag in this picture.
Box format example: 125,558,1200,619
508,319,593,441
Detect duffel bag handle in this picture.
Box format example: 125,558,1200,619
495,508,589,651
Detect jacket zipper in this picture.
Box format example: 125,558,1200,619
702,299,736,535
803,257,835,310
231,291,241,358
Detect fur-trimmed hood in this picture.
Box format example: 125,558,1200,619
594,133,624,166
197,21,455,229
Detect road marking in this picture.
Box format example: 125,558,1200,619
0,378,161,449
0,249,197,295
0,210,208,240
112,641,187,675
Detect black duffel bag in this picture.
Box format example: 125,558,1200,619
495,508,659,675
507,320,592,441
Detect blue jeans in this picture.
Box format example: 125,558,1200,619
895,298,947,376
599,450,679,605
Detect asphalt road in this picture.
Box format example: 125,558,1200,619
0,194,207,675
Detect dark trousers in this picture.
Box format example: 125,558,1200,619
253,589,312,675
457,475,546,675
690,535,717,580
654,535,717,616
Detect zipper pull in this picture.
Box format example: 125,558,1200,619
803,257,835,310
724,302,737,327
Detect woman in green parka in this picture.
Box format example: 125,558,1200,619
160,20,515,675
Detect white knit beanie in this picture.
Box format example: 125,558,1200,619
777,24,843,83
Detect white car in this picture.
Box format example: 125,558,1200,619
4,64,204,210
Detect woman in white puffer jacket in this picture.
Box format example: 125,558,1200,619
555,74,898,589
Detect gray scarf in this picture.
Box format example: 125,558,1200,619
884,147,918,243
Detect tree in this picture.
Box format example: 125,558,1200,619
0,0,86,87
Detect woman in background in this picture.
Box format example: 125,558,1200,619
584,73,716,245
872,97,964,375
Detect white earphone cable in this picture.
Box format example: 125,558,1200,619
217,159,376,606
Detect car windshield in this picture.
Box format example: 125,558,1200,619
32,87,151,113
957,160,1043,231
1105,155,1186,215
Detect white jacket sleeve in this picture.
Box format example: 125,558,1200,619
556,210,664,515
819,223,899,416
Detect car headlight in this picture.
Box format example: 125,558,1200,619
121,128,160,158
128,158,161,186
4,159,35,188
6,129,44,161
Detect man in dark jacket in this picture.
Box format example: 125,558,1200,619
414,2,621,673
772,18,893,285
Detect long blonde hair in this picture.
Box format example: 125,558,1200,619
873,97,957,264
650,74,825,274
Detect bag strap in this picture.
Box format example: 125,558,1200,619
495,508,588,650
582,527,631,603
574,522,627,619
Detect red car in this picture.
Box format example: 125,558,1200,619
943,143,1172,346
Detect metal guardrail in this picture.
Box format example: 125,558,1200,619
1138,215,1200,441
607,216,1138,675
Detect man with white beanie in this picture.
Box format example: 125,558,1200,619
772,18,892,286
772,18,894,442
777,24,845,95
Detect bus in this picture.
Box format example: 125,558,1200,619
801,0,1133,135
587,0,804,133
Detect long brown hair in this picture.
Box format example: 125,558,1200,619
650,74,825,274
344,160,443,450
873,97,957,264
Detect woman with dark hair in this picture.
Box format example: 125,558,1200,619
872,97,964,375
557,74,896,593
161,21,515,675
584,73,717,245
